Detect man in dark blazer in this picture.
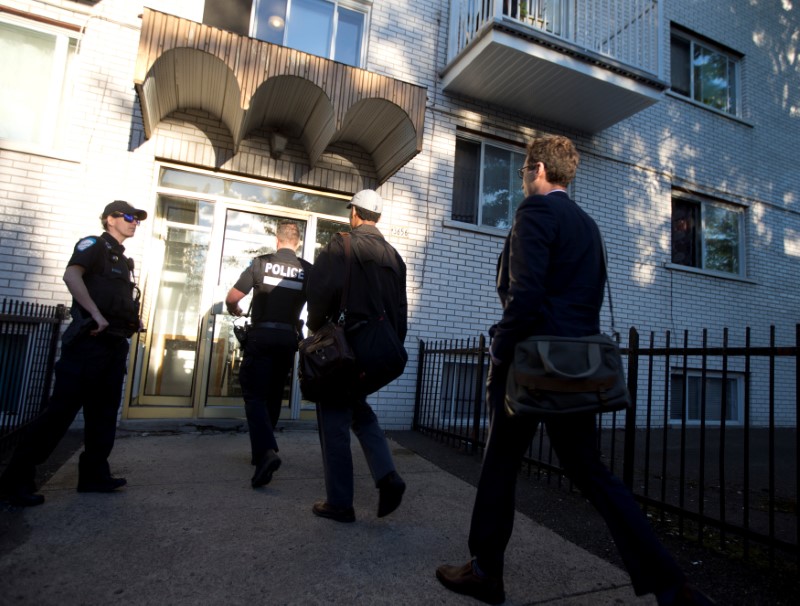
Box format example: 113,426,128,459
436,136,713,605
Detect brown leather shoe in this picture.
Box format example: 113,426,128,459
436,560,505,604
312,500,356,523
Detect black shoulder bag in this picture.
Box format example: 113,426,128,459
297,233,357,402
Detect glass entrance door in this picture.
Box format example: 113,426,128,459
138,196,214,409
127,181,349,421
200,208,308,418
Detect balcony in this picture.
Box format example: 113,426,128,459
443,0,667,133
133,9,427,183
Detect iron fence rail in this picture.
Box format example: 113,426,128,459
0,298,67,461
413,325,799,567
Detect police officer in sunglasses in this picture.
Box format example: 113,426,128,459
0,200,146,507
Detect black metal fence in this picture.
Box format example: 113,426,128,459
413,326,799,567
0,298,67,462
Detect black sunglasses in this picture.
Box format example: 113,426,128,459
111,212,141,225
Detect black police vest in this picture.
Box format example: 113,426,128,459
80,236,139,333
250,252,307,324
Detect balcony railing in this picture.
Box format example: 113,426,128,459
448,0,661,79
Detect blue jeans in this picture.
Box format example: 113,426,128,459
315,395,396,508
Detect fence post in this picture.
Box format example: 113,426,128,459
622,326,639,489
470,334,487,454
39,304,67,412
412,339,426,430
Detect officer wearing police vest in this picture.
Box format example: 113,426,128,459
0,200,146,507
225,221,312,489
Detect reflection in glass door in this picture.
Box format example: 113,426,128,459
203,210,307,417
203,213,348,418
142,196,214,404
128,169,352,420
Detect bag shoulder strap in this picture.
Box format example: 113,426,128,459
598,232,619,341
337,233,352,325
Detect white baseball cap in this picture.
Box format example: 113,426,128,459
347,190,383,214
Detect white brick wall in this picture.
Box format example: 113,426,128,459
1,0,797,428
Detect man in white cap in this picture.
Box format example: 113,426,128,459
0,200,146,507
306,189,408,523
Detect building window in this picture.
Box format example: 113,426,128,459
203,0,368,67
253,0,367,67
670,371,742,425
671,192,744,276
0,18,77,149
670,27,741,116
452,136,526,229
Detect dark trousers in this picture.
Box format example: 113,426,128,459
238,327,297,464
0,334,129,492
468,362,685,597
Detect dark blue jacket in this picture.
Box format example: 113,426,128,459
490,190,605,363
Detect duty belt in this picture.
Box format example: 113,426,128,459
251,321,295,331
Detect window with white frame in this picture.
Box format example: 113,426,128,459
253,0,367,67
671,191,745,276
0,18,77,149
670,26,741,116
203,0,368,67
452,135,527,230
670,371,743,424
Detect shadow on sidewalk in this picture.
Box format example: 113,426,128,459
387,429,800,606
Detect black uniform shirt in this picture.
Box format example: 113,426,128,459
67,231,134,320
233,248,312,324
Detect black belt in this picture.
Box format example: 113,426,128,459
251,321,295,331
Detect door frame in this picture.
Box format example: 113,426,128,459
195,203,312,420
123,165,350,421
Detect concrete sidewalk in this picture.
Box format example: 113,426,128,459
0,425,655,605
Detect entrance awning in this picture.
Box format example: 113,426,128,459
134,8,428,183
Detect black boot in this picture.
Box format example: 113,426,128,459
251,449,282,488
377,471,406,518
77,476,127,493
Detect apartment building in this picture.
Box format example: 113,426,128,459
1,0,797,428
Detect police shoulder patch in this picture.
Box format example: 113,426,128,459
76,237,97,252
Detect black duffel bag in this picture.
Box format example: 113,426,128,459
347,315,407,396
298,321,357,402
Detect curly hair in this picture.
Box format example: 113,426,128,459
526,135,580,187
